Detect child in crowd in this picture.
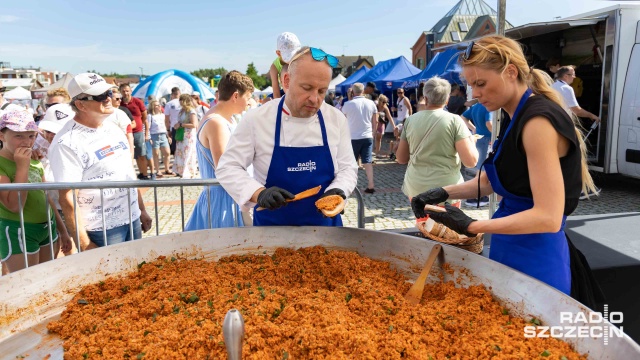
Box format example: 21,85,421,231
0,111,71,274
268,32,301,99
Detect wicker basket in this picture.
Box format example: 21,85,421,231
416,219,484,254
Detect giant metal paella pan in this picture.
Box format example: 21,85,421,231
0,227,638,358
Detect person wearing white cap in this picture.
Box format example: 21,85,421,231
48,73,152,251
37,104,74,180
33,103,74,216
269,32,301,99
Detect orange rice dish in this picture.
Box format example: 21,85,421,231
47,246,586,359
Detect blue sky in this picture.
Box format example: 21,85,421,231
0,0,635,76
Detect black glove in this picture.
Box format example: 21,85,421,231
411,187,449,218
425,203,477,237
319,188,346,200
257,187,295,210
318,188,346,216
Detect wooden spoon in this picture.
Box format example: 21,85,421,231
256,185,322,211
404,244,442,305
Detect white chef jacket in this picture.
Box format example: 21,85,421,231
216,99,358,210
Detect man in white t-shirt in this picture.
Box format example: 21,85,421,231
342,82,378,193
49,73,152,251
164,87,181,161
551,66,600,123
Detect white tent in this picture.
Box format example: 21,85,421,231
34,72,75,93
3,86,32,100
253,86,273,97
328,74,346,91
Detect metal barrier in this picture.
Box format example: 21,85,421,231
0,179,366,273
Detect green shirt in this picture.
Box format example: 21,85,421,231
0,156,48,223
273,57,283,87
401,109,471,198
273,57,283,74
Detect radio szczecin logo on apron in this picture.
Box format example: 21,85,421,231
287,160,317,173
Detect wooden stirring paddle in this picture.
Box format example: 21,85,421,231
256,185,322,211
404,244,442,305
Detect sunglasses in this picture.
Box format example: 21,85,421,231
0,87,6,93
45,102,59,109
289,47,339,68
113,97,122,101
462,41,497,61
78,90,113,102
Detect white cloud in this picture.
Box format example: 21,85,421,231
0,15,20,23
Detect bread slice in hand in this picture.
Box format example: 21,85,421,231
315,195,345,217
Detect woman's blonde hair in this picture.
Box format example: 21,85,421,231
461,35,596,196
179,94,194,113
148,100,161,115
378,94,389,104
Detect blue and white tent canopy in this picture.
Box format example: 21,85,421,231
132,69,215,101
396,48,462,89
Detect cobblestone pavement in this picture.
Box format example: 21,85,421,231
140,140,640,237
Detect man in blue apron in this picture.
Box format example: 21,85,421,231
216,46,358,226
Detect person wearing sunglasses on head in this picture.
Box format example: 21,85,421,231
411,37,602,306
48,73,153,252
217,46,358,226
0,81,25,117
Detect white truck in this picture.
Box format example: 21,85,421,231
504,4,640,179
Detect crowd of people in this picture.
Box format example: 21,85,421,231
0,33,604,307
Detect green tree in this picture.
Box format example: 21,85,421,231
190,67,227,83
246,62,266,89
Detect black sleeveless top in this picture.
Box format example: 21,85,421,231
492,96,582,215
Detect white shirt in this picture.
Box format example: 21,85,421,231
216,100,358,210
552,80,578,114
149,113,167,134
397,96,410,121
163,98,182,127
341,96,377,140
32,135,61,210
49,120,140,231
105,108,131,135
